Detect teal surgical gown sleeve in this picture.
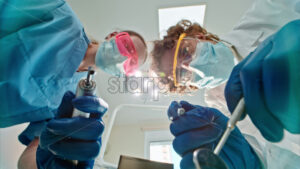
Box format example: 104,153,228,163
0,0,90,128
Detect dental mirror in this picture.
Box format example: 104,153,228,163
193,149,228,169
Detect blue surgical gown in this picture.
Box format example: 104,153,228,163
0,0,89,128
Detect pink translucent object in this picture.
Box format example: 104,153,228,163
115,32,138,76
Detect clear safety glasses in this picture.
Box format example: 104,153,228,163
172,33,200,88
148,33,235,93
148,35,214,92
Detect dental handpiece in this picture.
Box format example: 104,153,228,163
169,102,186,121
72,67,96,118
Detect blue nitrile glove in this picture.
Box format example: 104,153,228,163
225,20,300,142
36,91,108,169
168,101,260,169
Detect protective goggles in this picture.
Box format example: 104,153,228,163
165,33,204,89
115,32,139,76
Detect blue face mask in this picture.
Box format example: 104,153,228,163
95,39,126,76
189,42,235,88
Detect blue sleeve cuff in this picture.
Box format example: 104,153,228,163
82,28,90,45
18,120,48,146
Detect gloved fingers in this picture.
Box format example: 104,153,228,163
48,139,101,161
180,150,227,169
72,96,108,116
208,108,229,128
224,55,250,120
179,101,198,112
240,43,284,142
168,101,182,121
172,125,222,156
185,107,215,121
40,118,103,149
36,146,60,168
77,161,95,169
263,51,289,113
170,108,215,136
56,91,76,118
180,152,195,169
263,50,299,133
46,117,104,141
89,112,102,119
40,128,65,150
179,101,216,121
50,158,77,169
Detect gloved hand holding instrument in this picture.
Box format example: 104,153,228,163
37,68,108,169
167,30,258,169
168,101,260,169
168,20,300,169
167,31,254,169
225,20,300,142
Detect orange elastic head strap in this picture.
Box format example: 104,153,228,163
172,33,187,87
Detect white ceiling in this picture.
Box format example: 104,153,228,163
94,70,207,126
113,106,169,126
68,0,254,40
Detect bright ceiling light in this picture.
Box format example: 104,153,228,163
134,71,143,77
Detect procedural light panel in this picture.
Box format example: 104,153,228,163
158,5,206,39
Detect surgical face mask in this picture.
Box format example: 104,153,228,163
151,33,235,91
95,32,138,77
188,41,235,88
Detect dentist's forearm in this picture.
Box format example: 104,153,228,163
18,138,39,169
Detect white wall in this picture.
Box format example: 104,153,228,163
103,121,171,165
0,124,27,169
68,0,254,41
103,124,145,165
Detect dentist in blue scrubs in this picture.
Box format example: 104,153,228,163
0,0,108,168
166,0,300,167
0,0,147,168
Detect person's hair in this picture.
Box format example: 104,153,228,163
150,20,219,93
88,35,99,45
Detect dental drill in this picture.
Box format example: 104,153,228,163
72,67,97,118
